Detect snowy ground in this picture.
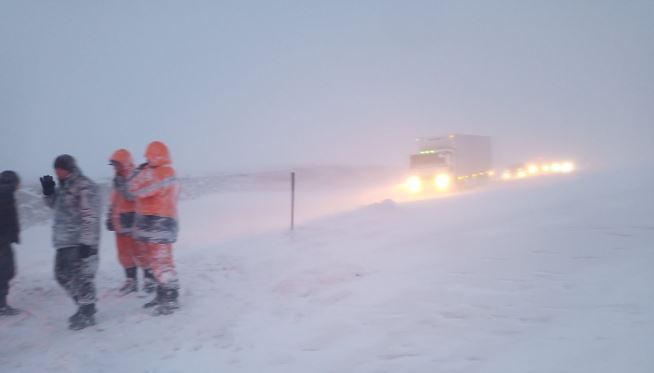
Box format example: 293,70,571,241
1,166,653,373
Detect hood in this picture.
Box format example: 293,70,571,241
110,149,135,172
0,170,19,193
145,141,172,167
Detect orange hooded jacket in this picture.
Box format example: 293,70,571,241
128,141,180,243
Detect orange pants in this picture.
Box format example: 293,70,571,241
116,234,147,269
144,243,179,290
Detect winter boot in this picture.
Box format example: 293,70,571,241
143,286,163,308
69,303,96,324
0,294,20,316
69,303,94,324
153,288,180,316
143,269,156,294
68,296,80,322
119,267,138,296
69,304,96,330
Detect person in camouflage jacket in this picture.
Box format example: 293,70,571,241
41,154,101,330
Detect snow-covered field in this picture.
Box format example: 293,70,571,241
1,166,653,373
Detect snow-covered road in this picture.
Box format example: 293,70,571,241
1,167,653,372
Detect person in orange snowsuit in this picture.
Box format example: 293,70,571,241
106,149,156,295
127,141,180,315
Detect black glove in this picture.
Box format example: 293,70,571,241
78,244,93,259
137,162,148,170
106,218,115,232
40,175,55,196
113,176,124,188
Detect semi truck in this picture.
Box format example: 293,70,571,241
405,134,493,193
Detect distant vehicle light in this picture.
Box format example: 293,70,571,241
551,163,562,172
502,171,512,179
434,174,451,191
406,176,422,193
516,170,527,178
527,164,538,174
488,170,496,176
561,162,575,173
541,164,551,173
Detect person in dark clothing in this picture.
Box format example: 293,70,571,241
41,155,101,330
0,170,21,316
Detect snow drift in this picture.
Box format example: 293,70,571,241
1,166,653,373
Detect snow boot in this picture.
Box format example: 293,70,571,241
119,278,137,296
153,288,179,316
0,294,20,316
0,305,20,316
143,286,163,308
68,309,81,323
69,303,96,324
68,296,80,322
119,267,138,296
69,304,96,330
143,269,156,293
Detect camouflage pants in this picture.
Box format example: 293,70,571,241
55,247,98,306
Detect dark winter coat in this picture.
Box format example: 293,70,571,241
0,175,20,245
44,169,101,249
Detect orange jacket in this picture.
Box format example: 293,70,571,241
107,149,136,235
128,141,179,219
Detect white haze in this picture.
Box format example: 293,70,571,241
1,0,652,180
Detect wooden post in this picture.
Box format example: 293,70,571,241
290,171,295,231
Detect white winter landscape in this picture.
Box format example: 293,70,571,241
1,166,652,373
2,1,653,372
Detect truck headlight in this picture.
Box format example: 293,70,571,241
527,164,539,174
434,174,451,191
561,162,575,173
406,176,422,193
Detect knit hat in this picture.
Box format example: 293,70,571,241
54,154,77,172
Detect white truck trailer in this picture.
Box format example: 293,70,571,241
406,134,493,193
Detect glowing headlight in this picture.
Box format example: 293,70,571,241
551,163,562,172
434,174,451,191
561,162,575,173
502,171,512,179
541,164,551,173
406,176,422,193
516,170,527,178
527,164,538,174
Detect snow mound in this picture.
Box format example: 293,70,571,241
1,167,653,372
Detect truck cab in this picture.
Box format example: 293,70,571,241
406,134,493,193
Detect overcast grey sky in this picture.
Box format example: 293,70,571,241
1,0,652,180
